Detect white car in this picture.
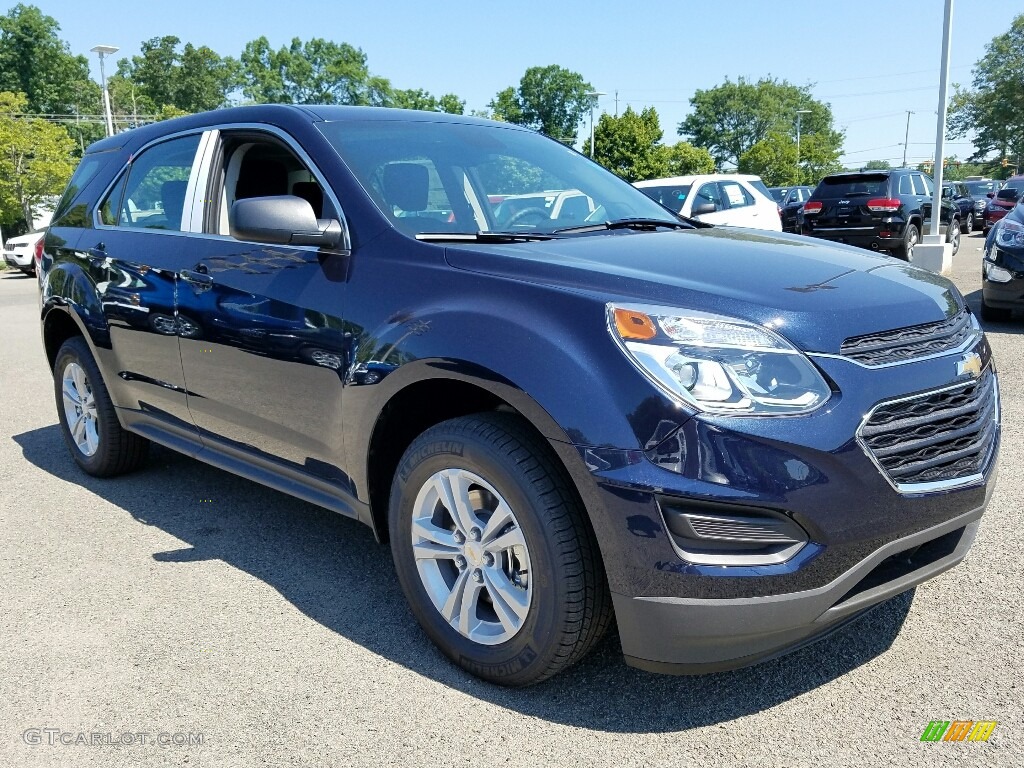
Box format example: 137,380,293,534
634,174,782,231
2,231,44,276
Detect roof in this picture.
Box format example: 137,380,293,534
633,173,764,187
85,104,522,155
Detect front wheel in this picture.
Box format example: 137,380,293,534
964,212,974,234
54,336,149,476
389,413,611,686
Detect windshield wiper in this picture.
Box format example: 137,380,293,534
415,231,559,243
553,217,697,234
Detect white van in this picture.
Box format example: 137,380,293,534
634,174,782,231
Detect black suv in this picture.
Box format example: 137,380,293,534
802,169,960,259
942,181,979,234
768,185,814,233
40,106,998,685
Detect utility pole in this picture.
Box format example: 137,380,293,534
614,90,619,117
928,0,953,237
902,111,914,167
585,91,606,158
795,110,811,182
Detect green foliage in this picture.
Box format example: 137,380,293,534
863,160,891,170
0,91,76,226
739,130,842,185
948,13,1024,163
389,88,464,114
678,77,844,170
240,36,387,105
663,141,715,176
489,65,592,141
583,106,666,181
114,35,239,115
0,4,93,114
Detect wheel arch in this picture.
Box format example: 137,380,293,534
364,371,582,544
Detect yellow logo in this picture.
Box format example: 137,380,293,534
957,352,983,379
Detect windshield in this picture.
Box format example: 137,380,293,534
635,184,692,213
965,181,997,197
317,119,681,236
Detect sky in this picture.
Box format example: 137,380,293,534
34,0,1023,169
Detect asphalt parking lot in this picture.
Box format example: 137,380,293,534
0,234,1020,767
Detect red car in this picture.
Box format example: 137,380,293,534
983,175,1024,233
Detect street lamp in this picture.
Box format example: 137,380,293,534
91,44,119,137
585,91,606,158
795,109,811,182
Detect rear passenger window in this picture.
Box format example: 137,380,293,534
720,182,754,208
898,175,913,195
99,134,201,231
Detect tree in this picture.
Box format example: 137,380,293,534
738,130,842,186
739,132,799,185
0,91,76,227
864,160,892,170
664,141,715,176
240,36,388,105
489,65,592,141
678,77,844,169
390,88,464,114
0,4,93,115
583,106,667,181
114,36,240,115
948,13,1024,164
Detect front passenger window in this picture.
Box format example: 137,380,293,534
99,134,201,231
692,183,722,211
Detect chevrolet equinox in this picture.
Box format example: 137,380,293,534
40,106,999,685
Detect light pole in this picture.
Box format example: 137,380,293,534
585,91,606,158
902,111,914,167
91,44,119,137
795,110,811,182
928,0,954,238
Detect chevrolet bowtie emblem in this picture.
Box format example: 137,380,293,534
957,352,983,379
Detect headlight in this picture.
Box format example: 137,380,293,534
996,219,1024,250
608,303,831,416
986,264,1013,283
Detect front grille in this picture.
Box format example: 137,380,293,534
859,368,997,489
840,310,975,366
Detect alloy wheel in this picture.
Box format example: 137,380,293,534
61,362,100,456
410,468,532,645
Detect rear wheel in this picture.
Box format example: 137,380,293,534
964,212,974,234
947,218,961,256
54,337,149,476
389,413,612,686
895,223,919,260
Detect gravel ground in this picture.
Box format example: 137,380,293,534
0,235,1020,767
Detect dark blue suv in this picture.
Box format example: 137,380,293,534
40,106,999,685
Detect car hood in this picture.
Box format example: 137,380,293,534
443,227,963,354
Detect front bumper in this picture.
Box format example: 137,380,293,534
615,507,984,673
3,251,32,269
982,247,1024,307
552,338,999,673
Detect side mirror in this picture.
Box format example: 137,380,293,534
230,195,346,249
691,202,717,216
987,192,995,198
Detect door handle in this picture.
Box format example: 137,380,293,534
180,269,213,290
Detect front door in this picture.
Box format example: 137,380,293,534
175,130,353,484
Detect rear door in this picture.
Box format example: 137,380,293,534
88,131,210,436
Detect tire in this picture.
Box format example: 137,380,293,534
980,298,1011,322
947,218,961,256
389,412,612,686
894,222,919,261
53,336,149,477
964,212,974,234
